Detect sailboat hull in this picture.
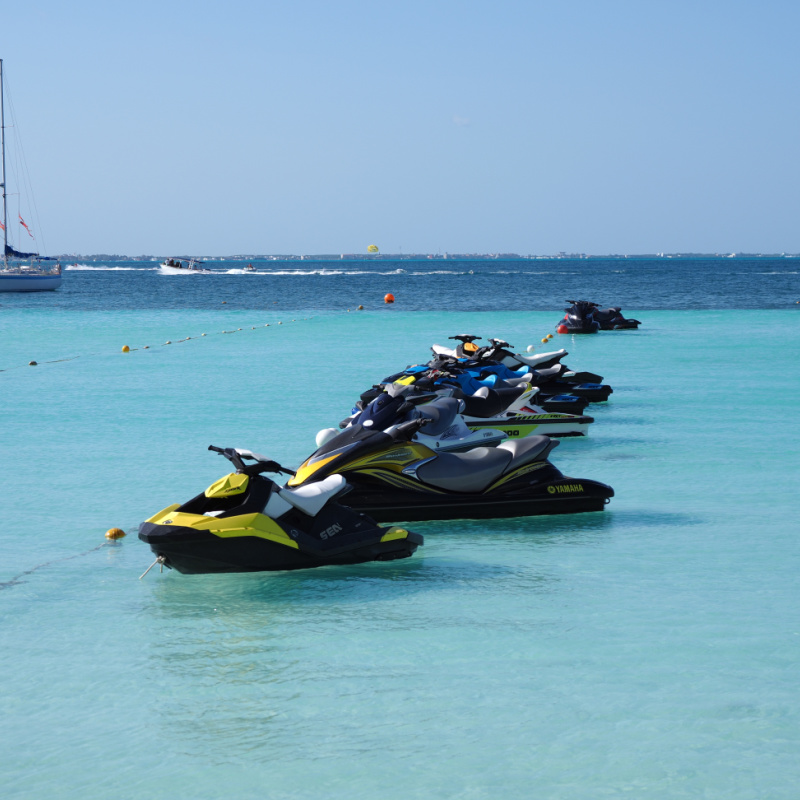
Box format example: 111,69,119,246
0,273,62,292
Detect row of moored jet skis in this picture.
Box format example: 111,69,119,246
139,334,620,575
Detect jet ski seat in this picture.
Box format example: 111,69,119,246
415,398,461,435
530,365,564,380
503,349,568,368
496,435,557,470
413,447,514,493
266,474,349,518
461,386,519,418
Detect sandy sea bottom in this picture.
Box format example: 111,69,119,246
1,309,798,799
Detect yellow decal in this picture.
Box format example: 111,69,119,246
484,462,547,492
547,483,584,494
345,444,434,473
148,508,299,549
380,527,409,542
204,472,249,499
288,453,341,486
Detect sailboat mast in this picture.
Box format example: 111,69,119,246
0,59,7,265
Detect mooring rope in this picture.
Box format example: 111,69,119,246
0,542,110,591
0,315,317,372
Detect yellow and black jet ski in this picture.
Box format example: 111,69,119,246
288,419,614,522
138,446,422,574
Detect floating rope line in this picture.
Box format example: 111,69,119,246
0,542,110,591
0,315,317,373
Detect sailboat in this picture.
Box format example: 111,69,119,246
0,59,62,292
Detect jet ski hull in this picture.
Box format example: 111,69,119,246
139,519,422,574
537,383,613,403
339,477,614,522
466,413,594,438
539,395,590,414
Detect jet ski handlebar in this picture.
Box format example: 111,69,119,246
387,417,431,442
449,334,481,343
208,445,296,476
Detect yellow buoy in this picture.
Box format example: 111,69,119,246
165,340,172,345
143,346,149,349
222,301,227,304
201,333,207,336
29,360,37,366
358,305,364,310
278,321,283,325
121,345,130,353
541,338,548,343
105,527,126,540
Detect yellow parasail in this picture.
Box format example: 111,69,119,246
367,244,379,253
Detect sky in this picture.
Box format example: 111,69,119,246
2,0,799,256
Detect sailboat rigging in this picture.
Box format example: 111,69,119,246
0,59,62,292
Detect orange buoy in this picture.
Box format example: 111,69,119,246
556,325,569,334
384,293,395,304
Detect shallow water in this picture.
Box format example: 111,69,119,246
2,308,799,798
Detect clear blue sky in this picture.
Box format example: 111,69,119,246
2,0,799,256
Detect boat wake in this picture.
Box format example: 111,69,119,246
66,265,148,271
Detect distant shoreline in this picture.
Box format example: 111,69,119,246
56,252,800,262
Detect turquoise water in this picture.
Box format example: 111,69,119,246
2,309,799,798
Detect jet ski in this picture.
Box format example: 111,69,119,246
328,384,510,452
138,446,422,574
588,305,641,330
556,300,602,333
289,418,614,522
335,382,593,448
432,334,572,372
462,337,604,383
356,374,594,435
389,343,613,404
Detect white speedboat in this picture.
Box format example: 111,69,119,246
0,60,62,293
158,258,212,274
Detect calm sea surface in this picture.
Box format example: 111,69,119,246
1,258,798,798
2,254,798,311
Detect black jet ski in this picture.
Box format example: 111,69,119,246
331,383,593,447
357,375,592,418
556,300,602,333
138,446,422,574
589,305,641,330
289,419,614,522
